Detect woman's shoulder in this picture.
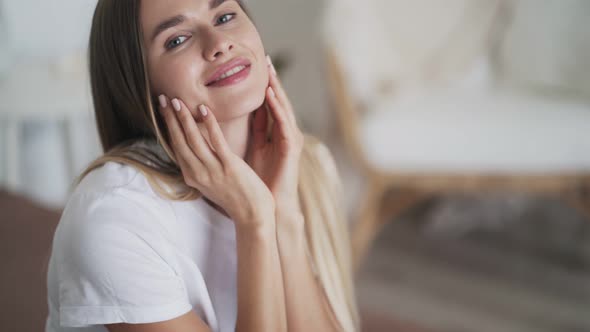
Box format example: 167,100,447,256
73,161,151,196
53,163,177,263
49,167,191,328
61,162,172,231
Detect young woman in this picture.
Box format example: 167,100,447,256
45,0,359,331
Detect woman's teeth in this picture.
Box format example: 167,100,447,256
215,65,247,82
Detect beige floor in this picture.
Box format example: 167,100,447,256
356,197,590,332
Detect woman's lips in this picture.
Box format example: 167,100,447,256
206,64,251,88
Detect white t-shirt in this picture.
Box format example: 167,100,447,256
46,161,238,332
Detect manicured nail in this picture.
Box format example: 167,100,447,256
266,55,276,75
171,98,181,112
199,104,208,117
268,86,275,98
158,95,167,108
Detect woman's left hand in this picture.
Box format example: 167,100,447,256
246,55,304,218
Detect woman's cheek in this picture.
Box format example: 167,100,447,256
165,62,202,100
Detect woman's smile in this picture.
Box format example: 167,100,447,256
205,57,252,88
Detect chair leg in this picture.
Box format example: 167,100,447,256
5,120,20,191
351,182,428,270
352,180,385,270
380,188,430,226
565,184,590,220
62,118,76,186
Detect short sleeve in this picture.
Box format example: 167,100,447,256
56,192,192,327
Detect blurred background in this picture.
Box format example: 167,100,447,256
1,0,590,331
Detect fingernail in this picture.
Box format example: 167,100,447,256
171,98,181,112
199,104,208,117
158,95,167,108
268,86,275,98
266,55,277,75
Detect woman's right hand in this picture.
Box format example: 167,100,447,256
158,95,275,228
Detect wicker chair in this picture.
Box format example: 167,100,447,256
322,0,590,268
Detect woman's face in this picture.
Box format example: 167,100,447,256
141,0,269,122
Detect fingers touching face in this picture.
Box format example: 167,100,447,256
158,95,233,172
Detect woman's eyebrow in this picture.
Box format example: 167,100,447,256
150,0,230,42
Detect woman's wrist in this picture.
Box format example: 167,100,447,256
228,190,275,223
234,208,277,238
276,213,307,266
276,208,305,239
274,192,301,216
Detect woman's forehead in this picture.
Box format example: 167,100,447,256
141,0,232,24
141,0,235,41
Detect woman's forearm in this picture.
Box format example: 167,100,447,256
234,213,287,332
276,213,342,332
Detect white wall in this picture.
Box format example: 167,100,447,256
1,0,97,59
0,0,99,207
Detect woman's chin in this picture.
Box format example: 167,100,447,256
210,88,266,122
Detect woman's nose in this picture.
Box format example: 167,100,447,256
202,29,235,61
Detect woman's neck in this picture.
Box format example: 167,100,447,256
217,112,252,160
202,111,253,217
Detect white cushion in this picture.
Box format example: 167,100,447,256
361,88,590,173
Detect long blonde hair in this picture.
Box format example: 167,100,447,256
80,1,359,330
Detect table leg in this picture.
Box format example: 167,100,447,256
5,120,20,191
62,118,76,192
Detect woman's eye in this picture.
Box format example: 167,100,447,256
216,13,236,25
166,35,189,50
164,13,235,50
